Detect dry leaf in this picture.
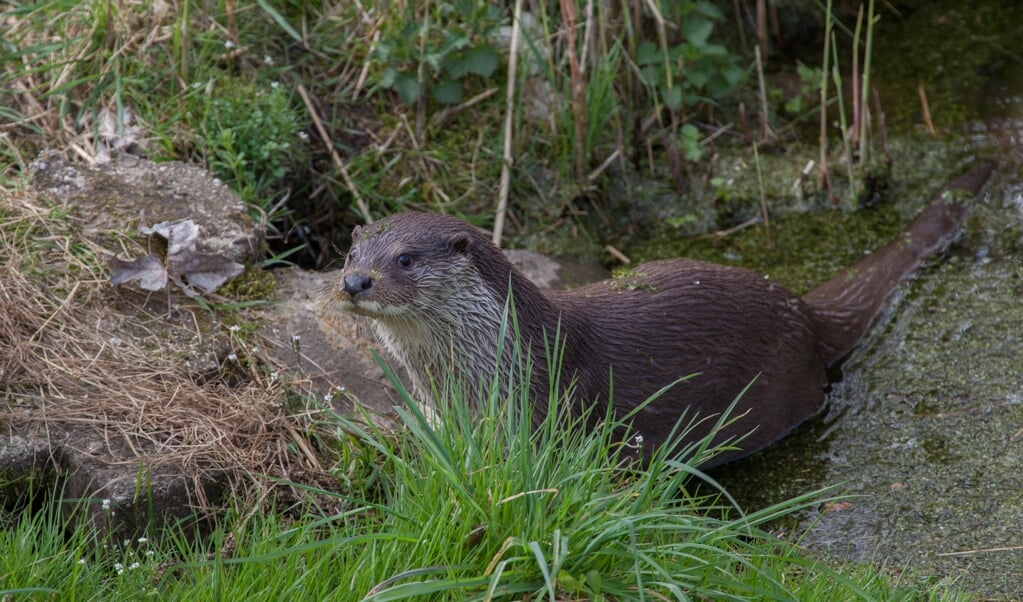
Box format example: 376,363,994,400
108,254,169,291
108,219,244,298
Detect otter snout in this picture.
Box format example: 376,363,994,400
342,273,374,297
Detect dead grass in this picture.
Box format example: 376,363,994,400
0,188,335,507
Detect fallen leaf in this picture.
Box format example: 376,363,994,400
140,220,200,257
169,251,244,296
108,254,169,291
109,219,243,298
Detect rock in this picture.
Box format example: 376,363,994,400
29,150,259,262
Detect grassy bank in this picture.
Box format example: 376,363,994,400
1,358,970,600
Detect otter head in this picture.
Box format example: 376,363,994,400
334,212,487,321
334,213,515,399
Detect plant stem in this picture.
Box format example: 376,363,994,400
493,0,524,247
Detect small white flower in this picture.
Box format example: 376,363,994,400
263,55,273,65
115,562,125,574
101,499,111,511
291,334,301,342
78,558,87,565
271,81,280,89
137,537,148,544
269,371,279,381
129,562,141,570
298,131,309,141
323,393,332,402
225,40,235,49
227,353,238,362
250,347,260,354
229,325,241,333
633,434,644,445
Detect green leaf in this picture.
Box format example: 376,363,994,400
378,66,397,88
431,77,462,104
680,123,705,162
693,0,725,20
255,0,302,42
393,72,421,105
721,64,746,87
635,40,660,66
683,16,714,47
687,68,710,89
663,86,682,110
463,43,499,77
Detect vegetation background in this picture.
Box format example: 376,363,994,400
2,0,1015,599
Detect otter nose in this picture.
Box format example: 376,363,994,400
342,273,374,297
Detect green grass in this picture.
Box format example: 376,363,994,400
2,350,971,601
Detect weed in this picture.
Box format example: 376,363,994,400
195,78,309,210
371,1,504,106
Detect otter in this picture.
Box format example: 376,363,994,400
333,162,993,467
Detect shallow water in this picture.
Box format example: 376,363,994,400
701,3,1023,596
713,166,1023,596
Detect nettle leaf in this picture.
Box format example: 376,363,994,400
463,43,498,77
663,86,683,110
431,77,463,104
378,65,398,88
108,254,168,291
683,17,715,47
636,40,660,66
393,71,421,104
692,0,724,20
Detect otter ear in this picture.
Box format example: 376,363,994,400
449,232,472,255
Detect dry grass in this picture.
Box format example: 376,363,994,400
0,189,335,507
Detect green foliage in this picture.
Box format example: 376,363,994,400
372,0,504,105
195,79,308,209
777,62,825,117
635,0,746,110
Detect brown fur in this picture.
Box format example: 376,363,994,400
333,162,993,467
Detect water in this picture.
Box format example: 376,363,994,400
707,3,1023,596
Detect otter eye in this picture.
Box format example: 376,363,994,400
396,254,413,267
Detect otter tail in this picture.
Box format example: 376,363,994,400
803,161,995,366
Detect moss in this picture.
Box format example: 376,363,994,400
218,265,278,302
608,269,656,292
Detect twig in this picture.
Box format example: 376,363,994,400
605,244,630,264
754,45,773,143
492,0,524,247
429,87,499,129
871,85,891,165
936,545,1023,558
562,0,587,184
752,142,771,246
755,0,768,62
918,82,937,136
818,0,834,201
698,216,762,240
587,148,621,182
296,84,372,224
